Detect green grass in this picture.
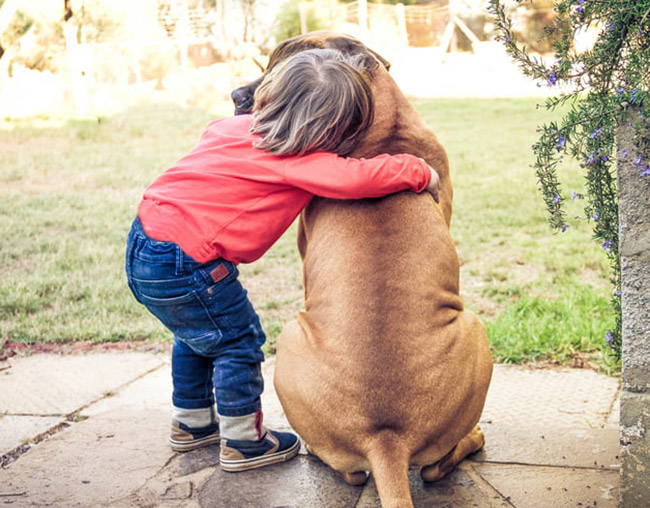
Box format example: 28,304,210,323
0,99,619,371
486,290,614,363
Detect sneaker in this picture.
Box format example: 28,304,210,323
169,419,220,452
220,430,300,472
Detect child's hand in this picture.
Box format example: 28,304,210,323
421,160,440,203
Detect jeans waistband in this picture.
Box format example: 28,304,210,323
130,216,228,280
131,216,151,240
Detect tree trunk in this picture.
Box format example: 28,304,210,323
63,0,73,21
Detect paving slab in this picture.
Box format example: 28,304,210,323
482,365,621,428
197,455,364,508
0,353,622,507
0,367,173,507
605,393,620,429
0,415,66,457
473,463,620,508
0,352,166,415
81,359,171,417
475,424,620,470
260,357,294,434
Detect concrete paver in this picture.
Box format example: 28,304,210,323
0,415,65,456
0,352,621,507
0,352,167,466
474,463,620,508
482,365,621,428
0,364,173,507
197,455,364,508
606,394,621,429
477,425,620,469
0,353,166,415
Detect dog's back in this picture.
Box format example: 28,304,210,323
275,62,492,507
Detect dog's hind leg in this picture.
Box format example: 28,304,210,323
304,442,369,486
420,425,485,483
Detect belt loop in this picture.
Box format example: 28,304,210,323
175,246,183,276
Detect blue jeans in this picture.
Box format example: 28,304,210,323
125,217,265,417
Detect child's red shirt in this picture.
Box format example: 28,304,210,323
138,114,431,264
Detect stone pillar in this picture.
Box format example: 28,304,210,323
619,108,650,506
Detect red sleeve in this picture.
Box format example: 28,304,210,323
281,151,431,199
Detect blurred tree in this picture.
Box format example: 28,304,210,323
339,0,422,4
0,0,32,62
63,0,73,21
240,0,255,42
272,0,325,44
0,0,121,73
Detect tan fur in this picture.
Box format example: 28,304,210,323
266,32,493,507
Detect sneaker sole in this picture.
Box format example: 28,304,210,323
170,433,221,452
220,438,301,472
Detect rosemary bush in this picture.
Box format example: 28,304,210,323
488,0,650,359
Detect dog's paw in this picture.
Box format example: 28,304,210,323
340,470,369,486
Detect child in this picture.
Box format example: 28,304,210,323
125,48,439,472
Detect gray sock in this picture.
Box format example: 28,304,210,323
172,405,217,428
219,410,266,441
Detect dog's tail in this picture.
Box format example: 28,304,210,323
366,433,413,508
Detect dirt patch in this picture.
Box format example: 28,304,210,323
0,339,170,360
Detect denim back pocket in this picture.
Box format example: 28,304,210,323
134,280,224,356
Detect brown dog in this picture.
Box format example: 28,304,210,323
232,32,493,508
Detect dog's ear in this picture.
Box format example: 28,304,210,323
322,33,392,73
267,33,324,70
368,48,391,71
318,34,392,74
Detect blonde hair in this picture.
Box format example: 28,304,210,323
250,48,374,157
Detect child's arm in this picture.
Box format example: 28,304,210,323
282,152,440,201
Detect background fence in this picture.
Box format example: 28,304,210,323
0,0,549,118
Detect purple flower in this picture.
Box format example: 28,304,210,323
608,23,616,30
641,166,650,177
505,36,510,42
571,191,579,200
615,290,621,297
602,240,614,254
621,148,629,159
576,6,584,13
587,152,597,165
616,87,625,97
594,211,600,221
601,155,609,162
589,127,604,139
553,193,560,204
555,134,566,152
634,155,643,166
547,72,558,87
605,331,613,343
561,224,569,233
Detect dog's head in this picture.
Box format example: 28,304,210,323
231,31,390,115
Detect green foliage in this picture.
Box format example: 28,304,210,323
488,0,650,359
486,289,617,372
271,0,326,44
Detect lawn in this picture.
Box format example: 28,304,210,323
0,99,618,371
